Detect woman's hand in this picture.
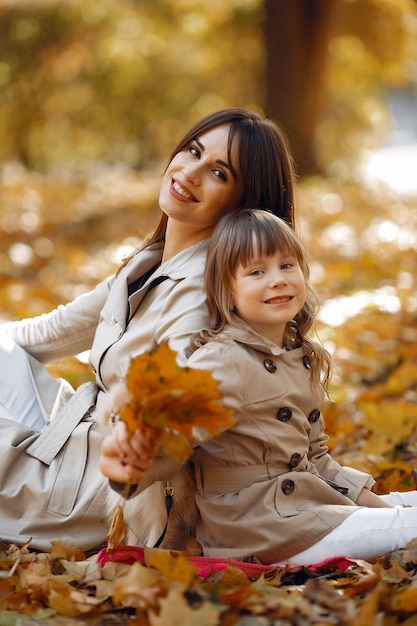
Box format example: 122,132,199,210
99,421,155,484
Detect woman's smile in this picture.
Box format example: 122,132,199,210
171,178,197,202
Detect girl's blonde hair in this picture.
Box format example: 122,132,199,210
190,209,331,398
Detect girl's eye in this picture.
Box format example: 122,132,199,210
281,262,293,270
250,269,263,276
189,145,200,158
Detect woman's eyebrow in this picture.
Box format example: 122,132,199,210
194,137,236,178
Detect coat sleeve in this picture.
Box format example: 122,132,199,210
308,416,375,501
0,277,112,363
114,344,243,499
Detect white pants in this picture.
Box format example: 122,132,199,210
0,332,71,432
282,491,417,566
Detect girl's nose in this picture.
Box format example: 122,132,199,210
269,269,287,287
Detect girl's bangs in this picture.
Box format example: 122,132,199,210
235,217,300,268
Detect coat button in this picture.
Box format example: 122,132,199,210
276,407,292,422
303,355,311,369
110,316,117,325
282,479,295,494
290,453,302,468
263,359,277,373
308,409,321,423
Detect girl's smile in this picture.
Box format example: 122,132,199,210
264,295,292,304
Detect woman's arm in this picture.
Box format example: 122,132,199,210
1,278,111,363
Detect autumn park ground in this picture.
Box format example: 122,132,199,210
0,166,417,624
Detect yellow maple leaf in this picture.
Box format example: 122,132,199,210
368,460,416,495
384,359,417,396
112,561,161,609
359,399,417,456
150,584,220,626
391,587,417,613
144,547,196,586
119,343,234,462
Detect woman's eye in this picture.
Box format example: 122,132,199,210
213,168,227,181
189,145,200,158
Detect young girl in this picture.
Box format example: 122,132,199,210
101,209,417,565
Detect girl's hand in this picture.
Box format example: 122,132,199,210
356,487,394,508
99,421,155,484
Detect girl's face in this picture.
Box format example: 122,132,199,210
231,245,306,347
159,124,244,239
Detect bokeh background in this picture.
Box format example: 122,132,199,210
1,0,417,489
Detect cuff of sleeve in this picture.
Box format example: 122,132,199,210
109,481,138,499
333,466,375,501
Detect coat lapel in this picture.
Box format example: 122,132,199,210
111,243,165,331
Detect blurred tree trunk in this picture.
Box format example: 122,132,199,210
263,0,336,176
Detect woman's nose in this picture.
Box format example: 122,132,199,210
183,161,201,184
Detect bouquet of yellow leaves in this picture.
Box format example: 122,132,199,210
119,343,234,462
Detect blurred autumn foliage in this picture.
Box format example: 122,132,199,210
1,1,417,622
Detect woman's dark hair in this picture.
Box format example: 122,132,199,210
145,108,296,247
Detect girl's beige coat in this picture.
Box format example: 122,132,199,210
187,325,375,563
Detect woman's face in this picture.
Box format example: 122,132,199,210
159,124,244,238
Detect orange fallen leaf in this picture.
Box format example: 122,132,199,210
106,505,127,550
144,547,197,586
119,343,234,462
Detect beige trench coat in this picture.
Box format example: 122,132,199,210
0,240,210,550
185,325,375,563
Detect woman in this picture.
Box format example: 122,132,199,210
0,108,296,551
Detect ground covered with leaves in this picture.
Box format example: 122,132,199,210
3,537,417,625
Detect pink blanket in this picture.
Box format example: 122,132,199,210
96,545,356,579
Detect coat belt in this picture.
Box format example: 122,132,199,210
26,381,99,464
194,462,291,494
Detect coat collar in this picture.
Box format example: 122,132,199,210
124,238,209,327
158,238,209,279
103,238,209,332
217,324,294,357
123,238,209,283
